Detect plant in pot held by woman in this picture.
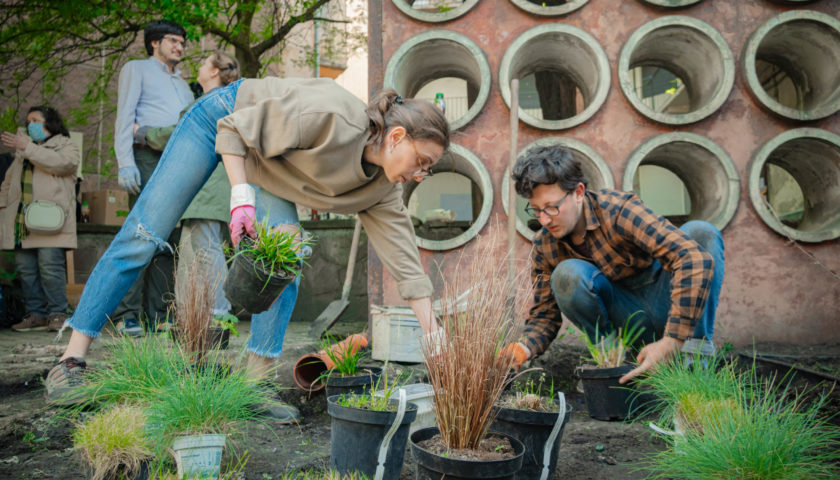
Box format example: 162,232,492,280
641,364,840,479
327,370,416,480
144,347,275,479
411,234,530,480
574,313,645,421
633,353,742,437
73,404,152,480
493,371,571,480
224,218,312,314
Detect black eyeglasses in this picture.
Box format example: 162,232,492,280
524,192,571,218
163,35,186,48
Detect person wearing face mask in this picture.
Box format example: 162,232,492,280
111,19,195,336
133,51,241,334
0,106,80,333
46,78,450,421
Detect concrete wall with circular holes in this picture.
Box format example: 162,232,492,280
368,0,840,345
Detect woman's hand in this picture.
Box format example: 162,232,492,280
1,129,30,151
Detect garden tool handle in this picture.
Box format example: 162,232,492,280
540,392,566,480
375,388,407,480
341,217,362,301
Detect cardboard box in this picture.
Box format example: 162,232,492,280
82,190,129,226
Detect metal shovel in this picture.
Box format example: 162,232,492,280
308,216,363,338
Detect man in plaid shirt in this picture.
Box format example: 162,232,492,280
502,145,724,383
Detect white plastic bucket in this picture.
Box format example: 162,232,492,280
375,383,435,434
171,433,226,478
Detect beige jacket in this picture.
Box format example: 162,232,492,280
0,135,80,250
216,77,432,299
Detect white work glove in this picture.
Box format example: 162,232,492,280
118,165,142,195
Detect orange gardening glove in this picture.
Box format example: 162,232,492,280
500,343,530,370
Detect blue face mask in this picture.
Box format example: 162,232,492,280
27,122,47,142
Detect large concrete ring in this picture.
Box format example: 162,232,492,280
748,129,840,243
622,132,740,231
618,16,735,125
509,0,589,17
385,30,491,131
502,137,615,241
499,24,611,131
743,10,840,121
391,0,479,23
402,143,493,251
637,0,704,7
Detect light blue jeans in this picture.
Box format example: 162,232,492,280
551,220,724,346
15,247,68,317
69,78,301,357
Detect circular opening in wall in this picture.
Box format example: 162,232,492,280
509,0,589,16
748,129,840,242
623,132,739,231
385,31,491,131
637,0,704,7
619,16,734,125
391,0,479,23
502,137,615,241
744,11,840,121
403,143,493,250
499,24,610,130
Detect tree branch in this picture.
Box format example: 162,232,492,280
253,0,333,57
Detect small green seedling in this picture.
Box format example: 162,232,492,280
500,370,557,412
214,312,240,337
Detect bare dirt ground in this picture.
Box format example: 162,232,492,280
1,323,837,480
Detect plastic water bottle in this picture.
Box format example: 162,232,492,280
434,92,446,114
81,201,90,223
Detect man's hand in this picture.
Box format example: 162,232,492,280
619,336,684,384
118,165,142,195
500,342,531,371
1,129,30,151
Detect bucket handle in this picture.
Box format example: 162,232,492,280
374,388,407,480
648,422,679,436
540,392,566,480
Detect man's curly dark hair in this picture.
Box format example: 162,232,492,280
511,145,588,199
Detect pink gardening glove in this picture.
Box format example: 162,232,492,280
229,205,257,247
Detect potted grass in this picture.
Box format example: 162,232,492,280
641,362,840,479
574,314,645,421
327,372,417,480
319,334,382,399
293,333,371,392
73,405,152,480
410,235,528,480
492,372,571,480
208,313,240,350
224,220,312,314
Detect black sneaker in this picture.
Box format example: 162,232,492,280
45,357,87,406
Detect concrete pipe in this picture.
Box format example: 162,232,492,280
637,0,704,7
402,143,493,250
499,24,610,130
743,11,840,121
618,16,734,125
748,129,840,243
509,0,589,17
622,133,740,231
502,137,615,241
384,30,491,131
391,0,479,23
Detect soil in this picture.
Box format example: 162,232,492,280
417,434,516,461
1,326,838,479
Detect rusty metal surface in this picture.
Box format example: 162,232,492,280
368,0,840,345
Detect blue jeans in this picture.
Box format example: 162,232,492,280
550,220,724,345
15,247,68,316
69,78,302,357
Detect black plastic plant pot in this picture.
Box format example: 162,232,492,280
223,241,295,314
327,394,418,480
208,327,230,350
410,427,525,480
491,402,572,480
325,367,382,399
578,364,635,420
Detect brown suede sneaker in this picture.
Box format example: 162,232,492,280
11,314,48,332
46,313,70,332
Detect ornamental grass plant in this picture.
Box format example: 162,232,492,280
499,370,557,412
72,404,152,480
174,254,218,365
421,233,532,450
576,312,645,368
230,219,312,281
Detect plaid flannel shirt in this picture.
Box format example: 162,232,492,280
521,189,714,357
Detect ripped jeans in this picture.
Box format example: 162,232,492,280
69,78,304,357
